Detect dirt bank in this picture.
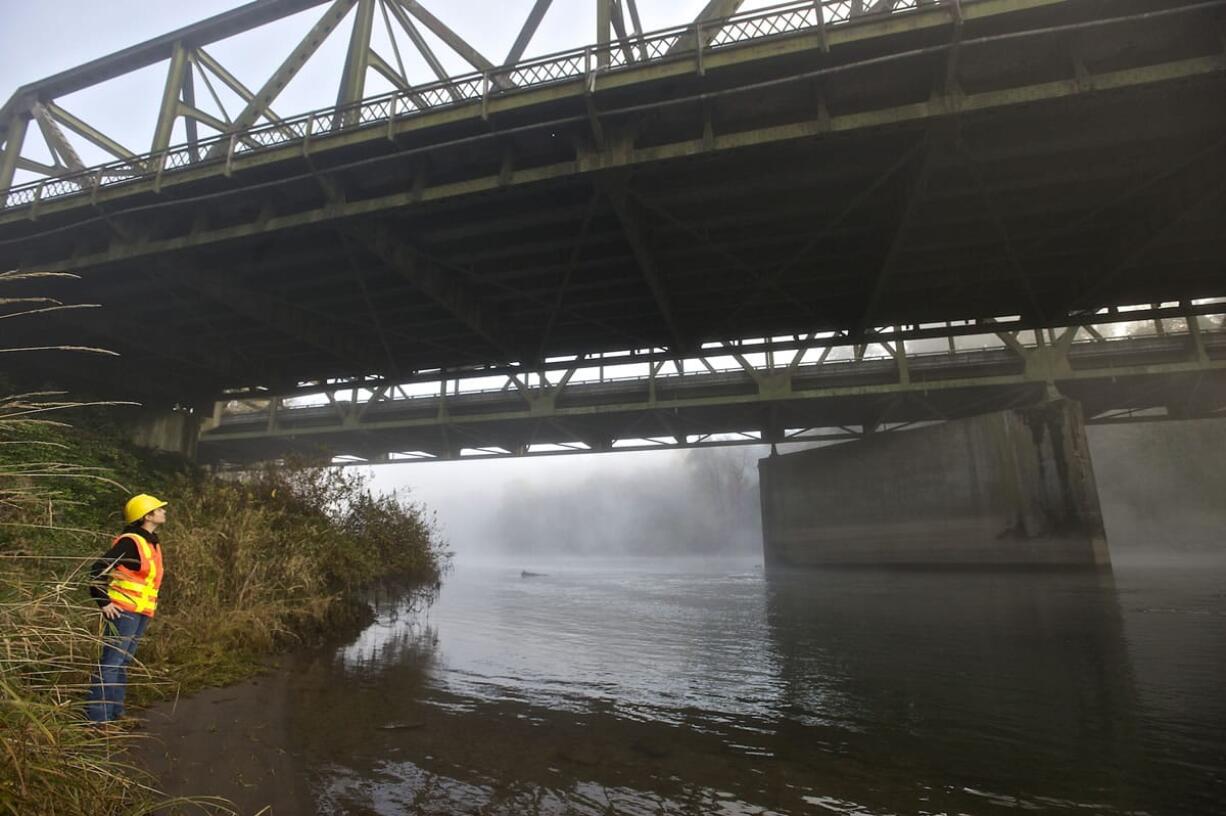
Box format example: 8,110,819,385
134,657,311,815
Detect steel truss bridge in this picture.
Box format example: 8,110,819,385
200,313,1226,464
2,0,1225,465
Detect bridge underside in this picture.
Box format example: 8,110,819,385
2,0,1224,422
197,331,1226,465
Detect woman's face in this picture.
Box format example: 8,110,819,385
146,507,167,525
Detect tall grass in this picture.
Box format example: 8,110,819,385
1,551,233,816
1,268,448,812
1,422,449,813
0,270,173,814
0,274,234,814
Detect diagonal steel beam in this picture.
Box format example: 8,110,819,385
382,0,464,100
338,229,401,377
351,221,518,360
624,0,644,42
395,0,496,73
866,0,905,14
0,0,335,133
956,136,1047,324
668,0,746,55
605,179,689,353
193,48,284,127
538,189,599,361
30,103,84,173
854,140,939,337
178,105,232,137
378,0,411,81
368,51,431,108
1077,175,1226,309
177,267,375,372
609,0,638,64
207,0,359,158
723,141,925,327
627,190,819,331
44,102,137,161
504,0,554,65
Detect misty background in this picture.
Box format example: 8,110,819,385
369,419,1226,563
370,446,766,562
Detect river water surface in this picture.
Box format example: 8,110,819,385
151,559,1226,815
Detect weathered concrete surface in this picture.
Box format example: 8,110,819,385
126,408,200,459
1088,418,1226,555
759,401,1109,567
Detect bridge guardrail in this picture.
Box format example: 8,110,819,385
1,0,955,210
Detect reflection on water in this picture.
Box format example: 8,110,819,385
276,560,1226,815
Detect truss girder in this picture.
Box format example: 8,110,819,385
395,0,497,74
0,0,1224,419
605,179,689,353
3,0,1099,205
199,328,1226,465
351,221,518,359
13,56,1222,275
206,0,361,157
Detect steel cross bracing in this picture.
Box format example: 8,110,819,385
0,0,953,207
198,306,1226,465
1,0,1224,430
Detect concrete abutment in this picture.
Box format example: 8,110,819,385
125,407,204,461
759,400,1111,568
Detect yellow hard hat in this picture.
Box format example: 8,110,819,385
124,494,168,524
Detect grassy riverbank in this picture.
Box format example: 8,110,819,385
1,413,449,814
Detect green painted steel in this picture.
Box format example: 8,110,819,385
0,0,1222,465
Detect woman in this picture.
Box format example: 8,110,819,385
85,493,167,725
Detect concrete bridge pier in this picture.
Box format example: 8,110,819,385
759,400,1111,568
126,406,207,460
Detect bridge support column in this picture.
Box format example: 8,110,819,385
759,400,1110,568
126,407,203,461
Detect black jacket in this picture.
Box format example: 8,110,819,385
89,523,160,608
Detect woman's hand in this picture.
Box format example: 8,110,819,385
100,602,122,621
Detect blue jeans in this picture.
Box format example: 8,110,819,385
86,610,150,723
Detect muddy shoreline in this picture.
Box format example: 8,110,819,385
135,657,311,815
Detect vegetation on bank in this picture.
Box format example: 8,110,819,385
1,405,449,815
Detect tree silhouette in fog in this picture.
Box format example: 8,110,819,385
487,448,763,557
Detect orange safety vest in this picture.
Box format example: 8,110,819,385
106,532,163,617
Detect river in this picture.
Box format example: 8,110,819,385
142,558,1226,815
